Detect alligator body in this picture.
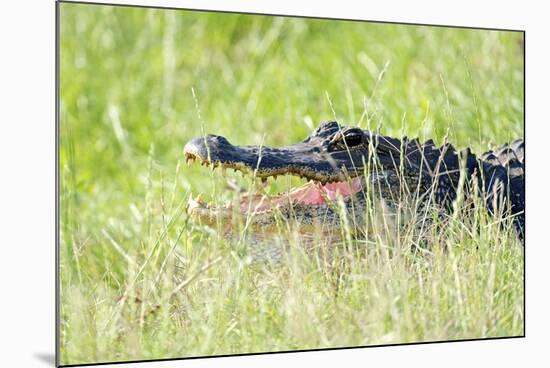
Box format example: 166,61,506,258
184,121,524,242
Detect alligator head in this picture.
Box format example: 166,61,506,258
184,121,426,233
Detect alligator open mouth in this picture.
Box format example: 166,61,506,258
184,148,365,229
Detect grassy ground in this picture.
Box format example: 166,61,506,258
59,3,524,365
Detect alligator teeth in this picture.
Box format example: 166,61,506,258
226,178,243,192
261,177,268,184
188,193,197,208
188,193,207,210
185,154,195,166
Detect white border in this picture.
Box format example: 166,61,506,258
1,1,548,367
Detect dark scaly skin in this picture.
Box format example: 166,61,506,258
184,121,524,242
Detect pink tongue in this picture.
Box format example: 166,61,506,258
291,177,363,205
239,177,363,214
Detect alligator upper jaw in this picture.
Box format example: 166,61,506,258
183,134,369,184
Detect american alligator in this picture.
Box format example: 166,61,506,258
184,121,524,242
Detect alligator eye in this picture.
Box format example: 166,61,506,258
343,131,363,147
328,128,364,151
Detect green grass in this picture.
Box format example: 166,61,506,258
59,3,524,365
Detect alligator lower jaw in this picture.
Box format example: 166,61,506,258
187,175,364,232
